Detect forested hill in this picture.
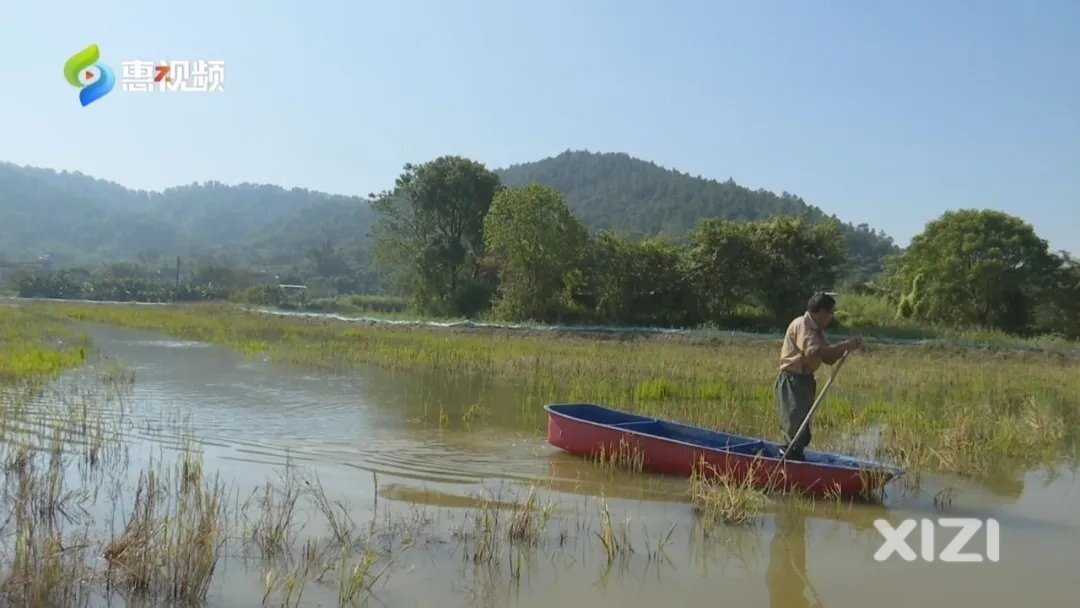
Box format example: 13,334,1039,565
498,151,898,281
1,152,896,282
0,161,377,267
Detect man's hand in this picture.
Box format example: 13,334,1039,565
845,335,863,351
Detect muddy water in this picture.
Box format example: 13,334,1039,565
18,323,1080,607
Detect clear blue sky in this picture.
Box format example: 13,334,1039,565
2,0,1077,253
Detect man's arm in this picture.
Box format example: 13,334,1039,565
821,335,861,364
801,323,859,366
820,342,847,365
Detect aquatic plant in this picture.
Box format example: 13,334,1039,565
31,300,1080,482
689,461,768,530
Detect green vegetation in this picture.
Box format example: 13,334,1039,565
689,463,768,529
484,183,590,321
371,157,858,326
10,151,1078,603
0,161,378,271
499,151,898,282
370,156,502,316
0,152,894,283
889,209,1079,337
0,303,739,605
370,156,1078,339
31,301,1080,482
4,153,1077,340
0,305,88,382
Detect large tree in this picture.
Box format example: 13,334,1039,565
889,209,1061,332
371,156,501,315
684,218,765,321
483,184,589,322
747,216,848,323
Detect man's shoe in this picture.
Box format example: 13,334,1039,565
779,448,805,461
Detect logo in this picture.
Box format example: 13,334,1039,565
121,59,225,92
874,518,1000,563
64,44,115,106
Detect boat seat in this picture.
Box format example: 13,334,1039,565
610,420,658,428
725,440,766,455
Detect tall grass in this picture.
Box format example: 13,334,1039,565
32,300,1080,481
689,462,769,530
0,305,88,385
0,299,885,606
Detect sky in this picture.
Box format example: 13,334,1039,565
1,0,1077,254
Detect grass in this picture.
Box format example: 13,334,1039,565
0,298,910,606
102,449,227,601
29,300,1080,483
689,462,769,530
0,304,407,606
0,305,88,385
593,438,646,476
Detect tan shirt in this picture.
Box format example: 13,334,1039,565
779,312,831,375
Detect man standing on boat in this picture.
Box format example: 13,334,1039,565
776,293,861,461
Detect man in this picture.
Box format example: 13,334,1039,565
775,293,861,460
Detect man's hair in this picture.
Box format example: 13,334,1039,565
806,292,836,313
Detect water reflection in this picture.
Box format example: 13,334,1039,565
767,511,824,608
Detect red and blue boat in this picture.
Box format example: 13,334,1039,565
545,403,904,499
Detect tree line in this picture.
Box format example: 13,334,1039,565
372,156,1079,337
498,150,899,283
371,156,844,326
5,233,390,305
9,153,1076,339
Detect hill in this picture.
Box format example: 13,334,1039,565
0,161,377,268
0,152,897,283
497,151,898,282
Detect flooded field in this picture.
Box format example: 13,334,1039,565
3,317,1080,607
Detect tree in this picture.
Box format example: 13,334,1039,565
1034,254,1080,338
496,150,898,282
306,240,353,279
371,156,501,315
747,217,847,323
587,232,698,326
685,218,764,321
484,184,589,322
888,210,1061,332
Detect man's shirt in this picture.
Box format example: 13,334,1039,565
779,312,830,375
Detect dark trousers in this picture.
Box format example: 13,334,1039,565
775,370,817,457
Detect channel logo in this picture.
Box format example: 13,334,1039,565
64,44,115,106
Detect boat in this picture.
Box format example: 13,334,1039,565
544,403,904,498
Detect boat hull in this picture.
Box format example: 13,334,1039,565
545,403,901,499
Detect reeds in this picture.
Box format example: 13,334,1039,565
0,302,770,606
103,448,227,602
593,438,645,476
3,299,1080,603
689,463,768,530
30,299,1080,484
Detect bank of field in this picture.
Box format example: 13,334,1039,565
31,301,1080,483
